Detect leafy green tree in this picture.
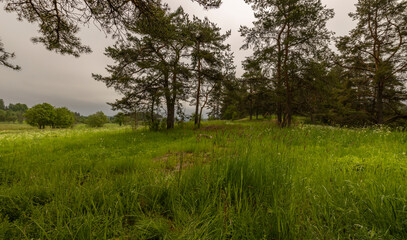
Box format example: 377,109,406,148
5,103,29,123
0,99,5,110
6,111,17,122
25,103,56,129
0,109,6,121
8,103,28,112
54,107,75,128
87,111,108,128
15,111,24,123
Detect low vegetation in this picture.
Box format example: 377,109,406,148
86,111,109,128
1,121,406,239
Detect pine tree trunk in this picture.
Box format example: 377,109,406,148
249,101,253,120
249,85,253,120
198,104,204,128
282,22,292,128
277,107,282,125
167,103,175,129
150,97,155,127
276,23,286,126
134,110,138,129
285,86,292,127
166,72,177,129
377,80,384,124
194,43,202,127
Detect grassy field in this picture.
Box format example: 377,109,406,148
0,121,407,239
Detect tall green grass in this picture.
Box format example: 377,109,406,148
0,122,406,239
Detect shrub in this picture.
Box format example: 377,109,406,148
87,111,108,128
54,107,75,128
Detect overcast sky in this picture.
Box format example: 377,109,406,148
0,0,356,116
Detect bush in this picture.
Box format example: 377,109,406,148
25,104,76,129
54,107,75,128
87,111,108,128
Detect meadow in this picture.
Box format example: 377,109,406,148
0,121,407,239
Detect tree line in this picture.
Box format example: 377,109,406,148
24,104,116,129
0,99,28,123
1,0,407,128
0,99,118,129
236,0,407,127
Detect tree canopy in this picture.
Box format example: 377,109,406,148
0,0,223,70
94,6,232,130
2,0,407,128
25,103,56,129
336,0,407,124
25,103,75,129
240,0,334,127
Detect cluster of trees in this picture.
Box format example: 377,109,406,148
93,6,233,130
25,103,75,129
233,0,407,127
2,0,407,128
1,98,120,129
24,104,112,129
0,0,232,130
0,99,28,123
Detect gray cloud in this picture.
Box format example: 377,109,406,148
0,0,356,116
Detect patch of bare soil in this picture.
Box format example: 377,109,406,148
200,125,226,131
153,151,211,172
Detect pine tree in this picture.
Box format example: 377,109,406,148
241,0,334,127
336,0,407,124
93,7,191,130
0,39,19,70
189,17,230,127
